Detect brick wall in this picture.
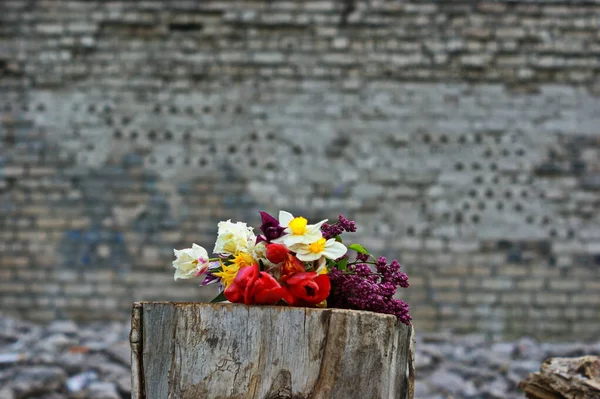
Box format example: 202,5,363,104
1,0,600,338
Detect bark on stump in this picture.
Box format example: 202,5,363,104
130,302,415,399
519,356,600,399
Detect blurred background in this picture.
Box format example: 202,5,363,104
1,0,600,343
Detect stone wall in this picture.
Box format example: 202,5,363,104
1,0,600,338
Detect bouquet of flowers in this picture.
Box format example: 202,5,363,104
172,210,411,325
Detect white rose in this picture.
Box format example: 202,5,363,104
213,220,256,256
173,243,209,280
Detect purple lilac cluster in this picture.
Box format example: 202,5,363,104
321,214,358,239
328,257,411,325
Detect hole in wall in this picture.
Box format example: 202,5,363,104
168,22,204,32
455,212,463,224
541,216,550,225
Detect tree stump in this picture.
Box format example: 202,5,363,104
519,356,600,399
130,302,415,399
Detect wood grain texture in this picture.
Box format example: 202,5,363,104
130,302,144,399
132,302,413,399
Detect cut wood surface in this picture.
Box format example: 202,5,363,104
130,302,414,399
519,356,600,399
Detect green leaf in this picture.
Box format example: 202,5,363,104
348,243,369,254
210,291,227,303
259,259,266,271
335,235,343,243
326,259,336,271
337,257,348,271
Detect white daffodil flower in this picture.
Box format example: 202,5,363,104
291,237,347,262
173,243,209,280
271,210,327,247
213,220,256,256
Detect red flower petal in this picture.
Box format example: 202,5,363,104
265,243,289,264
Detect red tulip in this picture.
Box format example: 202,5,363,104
285,272,331,306
224,264,287,305
247,272,288,305
280,254,305,283
265,243,289,264
224,265,257,304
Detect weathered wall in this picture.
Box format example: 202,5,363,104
1,0,600,338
